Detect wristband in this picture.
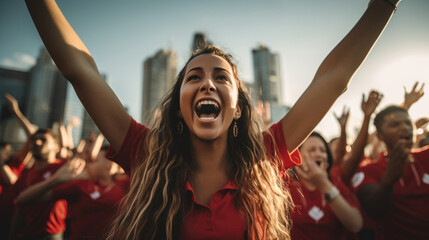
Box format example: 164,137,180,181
324,186,340,203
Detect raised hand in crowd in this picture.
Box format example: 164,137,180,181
338,90,382,183
4,94,37,138
66,117,81,148
331,106,350,165
401,81,425,110
1,94,37,185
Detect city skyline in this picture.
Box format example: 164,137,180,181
1,0,428,140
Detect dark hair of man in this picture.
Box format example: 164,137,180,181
374,106,408,133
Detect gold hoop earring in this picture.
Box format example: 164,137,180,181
233,121,238,138
177,120,183,135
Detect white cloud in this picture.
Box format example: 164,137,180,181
0,53,36,70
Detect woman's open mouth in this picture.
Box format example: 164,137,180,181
194,99,220,120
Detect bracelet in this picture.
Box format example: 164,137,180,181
324,186,340,203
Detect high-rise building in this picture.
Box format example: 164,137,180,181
141,49,177,124
25,48,68,128
252,44,283,105
0,67,30,143
252,45,291,124
192,32,212,52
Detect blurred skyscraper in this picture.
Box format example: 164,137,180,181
252,45,289,123
192,32,212,52
252,44,283,105
0,48,102,146
142,49,177,124
0,67,30,144
25,48,68,128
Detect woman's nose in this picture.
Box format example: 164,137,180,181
199,77,216,92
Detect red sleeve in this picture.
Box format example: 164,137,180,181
105,118,149,176
0,156,25,186
51,180,82,201
264,121,301,170
350,163,383,193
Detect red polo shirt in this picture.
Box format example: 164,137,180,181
106,118,301,239
351,146,429,240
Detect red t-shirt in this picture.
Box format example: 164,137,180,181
106,118,301,239
13,160,67,237
329,159,376,235
0,156,26,236
351,146,429,240
288,176,359,240
51,178,130,240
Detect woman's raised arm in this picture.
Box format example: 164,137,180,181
282,0,397,152
25,0,130,150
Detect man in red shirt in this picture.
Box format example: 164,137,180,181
11,129,67,240
351,106,429,240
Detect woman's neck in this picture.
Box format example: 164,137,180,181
190,135,229,174
189,134,229,204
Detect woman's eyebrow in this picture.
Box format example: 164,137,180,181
214,67,231,75
186,67,203,74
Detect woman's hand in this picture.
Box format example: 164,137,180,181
295,151,331,191
52,157,87,184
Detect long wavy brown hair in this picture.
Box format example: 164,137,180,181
107,46,293,240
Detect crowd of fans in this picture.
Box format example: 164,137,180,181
1,80,427,239
1,0,428,238
1,94,130,240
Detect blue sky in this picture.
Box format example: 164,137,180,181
1,0,428,140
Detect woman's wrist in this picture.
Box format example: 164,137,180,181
324,186,340,203
317,178,334,193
